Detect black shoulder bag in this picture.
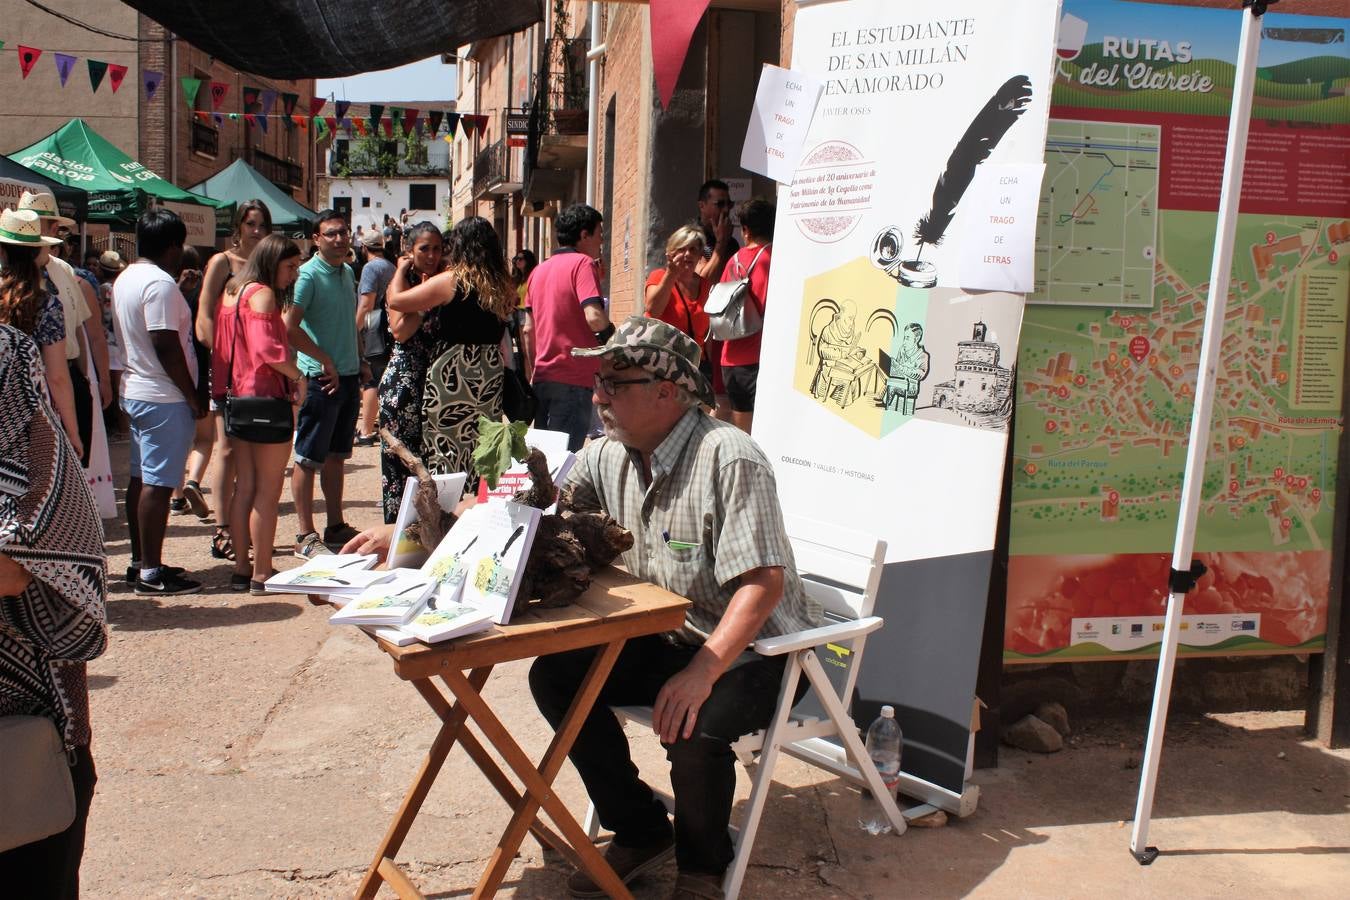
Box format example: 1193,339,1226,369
223,285,295,444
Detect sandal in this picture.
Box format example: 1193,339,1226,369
211,527,236,561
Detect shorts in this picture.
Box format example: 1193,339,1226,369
123,398,195,488
293,373,361,469
363,352,390,390
723,363,759,413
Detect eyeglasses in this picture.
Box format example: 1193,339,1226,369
321,228,350,239
711,199,733,209
593,372,655,397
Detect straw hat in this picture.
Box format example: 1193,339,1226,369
98,249,127,272
17,190,75,227
0,208,63,247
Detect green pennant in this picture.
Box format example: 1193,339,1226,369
228,113,240,121
314,116,329,140
180,76,201,109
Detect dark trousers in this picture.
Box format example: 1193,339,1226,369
0,744,96,899
531,380,593,452
529,635,790,876
68,362,92,467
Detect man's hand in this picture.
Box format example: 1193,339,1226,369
713,210,732,248
177,268,202,294
98,376,113,409
652,651,720,743
0,553,33,597
340,523,395,565
317,355,339,394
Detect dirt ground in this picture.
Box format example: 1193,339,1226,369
82,436,1350,898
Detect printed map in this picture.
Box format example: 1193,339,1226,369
1012,211,1349,555
1031,120,1160,309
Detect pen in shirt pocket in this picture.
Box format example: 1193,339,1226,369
662,529,700,552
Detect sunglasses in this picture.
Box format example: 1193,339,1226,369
593,373,655,397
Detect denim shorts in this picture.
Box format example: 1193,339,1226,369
293,374,361,469
123,398,195,488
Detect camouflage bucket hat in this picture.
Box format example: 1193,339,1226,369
572,316,715,408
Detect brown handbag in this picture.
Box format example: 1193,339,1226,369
0,715,75,851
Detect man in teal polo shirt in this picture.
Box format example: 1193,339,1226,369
283,209,370,557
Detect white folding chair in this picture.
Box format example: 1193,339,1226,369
584,515,908,899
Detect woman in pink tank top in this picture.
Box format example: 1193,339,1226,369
210,235,302,593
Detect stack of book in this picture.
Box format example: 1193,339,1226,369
263,554,388,597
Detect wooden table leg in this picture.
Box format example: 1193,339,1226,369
412,675,576,864
354,666,492,900
441,640,633,900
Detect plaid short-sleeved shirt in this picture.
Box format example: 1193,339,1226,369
565,408,820,643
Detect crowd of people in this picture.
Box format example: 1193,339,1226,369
0,177,783,898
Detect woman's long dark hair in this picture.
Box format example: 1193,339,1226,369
405,221,444,285
0,244,47,335
227,234,301,305
445,216,515,321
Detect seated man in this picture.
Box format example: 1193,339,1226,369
529,317,821,900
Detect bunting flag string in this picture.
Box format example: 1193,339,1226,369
143,70,163,101
87,59,107,93
53,52,75,86
107,63,127,93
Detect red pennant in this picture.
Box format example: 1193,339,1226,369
324,116,337,133
108,63,128,93
353,117,368,137
209,81,228,110
195,110,211,123
244,113,257,126
17,46,41,79
651,0,710,108
292,114,308,130
309,97,326,117
380,117,393,137
403,107,420,135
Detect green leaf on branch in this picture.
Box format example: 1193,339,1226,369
473,416,530,489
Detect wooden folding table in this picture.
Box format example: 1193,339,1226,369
315,567,690,899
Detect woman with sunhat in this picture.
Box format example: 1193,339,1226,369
0,208,83,460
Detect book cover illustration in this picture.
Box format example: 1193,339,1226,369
329,569,436,626
388,472,469,569
264,554,386,594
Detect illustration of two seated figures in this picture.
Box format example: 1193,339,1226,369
809,299,929,414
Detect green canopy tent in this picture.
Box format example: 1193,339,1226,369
9,119,233,244
190,158,316,239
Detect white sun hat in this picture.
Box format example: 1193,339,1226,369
0,208,64,247
17,190,76,228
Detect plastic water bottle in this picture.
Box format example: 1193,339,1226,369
858,705,902,835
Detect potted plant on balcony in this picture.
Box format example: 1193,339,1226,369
549,0,589,135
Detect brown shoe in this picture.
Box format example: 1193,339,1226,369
670,871,724,900
566,836,675,898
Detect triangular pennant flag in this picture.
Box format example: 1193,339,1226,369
283,114,294,131
353,117,368,137
339,118,352,134
335,100,350,120
17,46,41,80
443,112,460,139
228,113,240,121
651,0,710,108
474,114,490,131
380,117,393,138
107,63,127,93
260,89,277,116
53,53,76,87
87,59,108,93
458,115,476,137
403,108,420,135
257,114,269,134
180,76,202,109
281,92,299,116
143,69,163,101
368,103,385,125
292,114,308,130
309,96,326,118
195,110,211,123
324,115,337,134
313,117,329,140
242,85,260,112
213,112,225,127
244,113,257,126
443,133,454,145
428,110,444,136
389,106,403,123
209,81,228,109
0,41,5,53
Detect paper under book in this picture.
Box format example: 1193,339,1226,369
475,428,575,510
387,472,470,569
420,499,541,626
264,554,388,595
328,569,437,627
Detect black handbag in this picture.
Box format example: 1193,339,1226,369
223,285,294,444
501,365,537,423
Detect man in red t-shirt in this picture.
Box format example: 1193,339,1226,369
520,204,612,450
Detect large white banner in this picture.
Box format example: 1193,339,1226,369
755,0,1061,795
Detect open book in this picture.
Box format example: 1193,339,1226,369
420,500,541,627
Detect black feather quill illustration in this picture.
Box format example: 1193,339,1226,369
912,75,1034,257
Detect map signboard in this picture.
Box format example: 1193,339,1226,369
1006,0,1350,662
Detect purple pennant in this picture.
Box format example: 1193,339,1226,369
143,70,164,101
212,112,224,127
260,89,277,116
257,114,268,134
53,52,76,87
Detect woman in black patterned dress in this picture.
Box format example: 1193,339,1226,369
377,223,444,522
387,216,515,486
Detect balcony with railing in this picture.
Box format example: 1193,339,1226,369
238,147,304,192
191,120,219,158
472,138,523,198
526,37,591,176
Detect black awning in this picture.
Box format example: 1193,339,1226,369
125,0,543,79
